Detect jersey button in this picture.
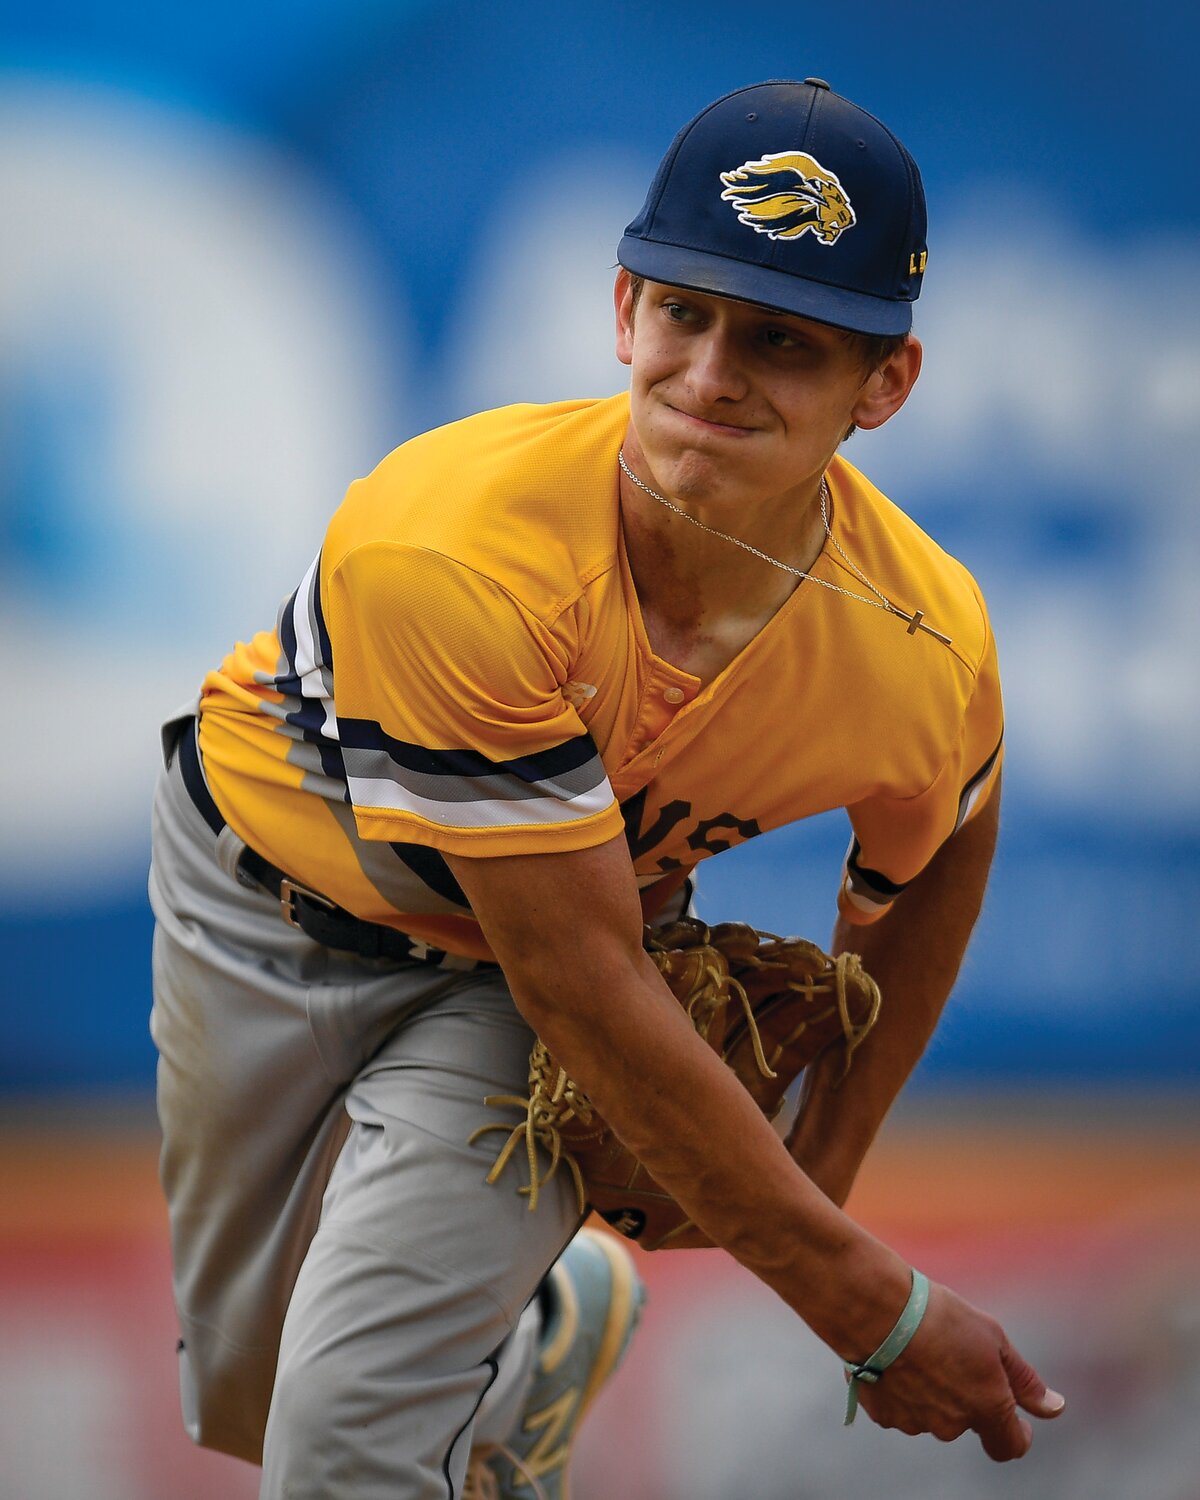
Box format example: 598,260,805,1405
662,685,686,705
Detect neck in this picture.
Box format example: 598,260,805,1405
617,441,830,683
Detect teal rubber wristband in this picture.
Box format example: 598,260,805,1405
843,1268,930,1425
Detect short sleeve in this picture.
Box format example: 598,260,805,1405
837,591,1004,925
323,542,624,855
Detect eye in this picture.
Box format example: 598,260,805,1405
663,301,692,322
763,326,800,349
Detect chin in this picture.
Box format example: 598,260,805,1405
636,410,758,501
663,451,751,506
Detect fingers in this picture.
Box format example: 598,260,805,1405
973,1342,1065,1461
849,1291,1065,1463
979,1409,1032,1462
1001,1341,1067,1420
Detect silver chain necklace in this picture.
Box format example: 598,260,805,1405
617,450,951,645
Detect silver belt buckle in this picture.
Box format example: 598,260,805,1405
278,877,337,929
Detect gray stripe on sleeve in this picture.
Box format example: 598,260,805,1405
339,745,610,806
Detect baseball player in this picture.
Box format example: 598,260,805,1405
149,78,1064,1499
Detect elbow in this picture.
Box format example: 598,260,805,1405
498,939,629,1036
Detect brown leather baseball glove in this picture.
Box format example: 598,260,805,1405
470,918,882,1250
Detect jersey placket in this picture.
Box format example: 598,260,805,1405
609,650,701,805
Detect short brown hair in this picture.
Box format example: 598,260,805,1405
846,330,907,374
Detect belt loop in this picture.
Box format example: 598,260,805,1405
178,718,226,839
161,695,203,768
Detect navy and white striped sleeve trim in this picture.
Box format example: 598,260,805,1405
337,718,614,830
953,730,1003,832
841,731,1004,919
841,840,907,919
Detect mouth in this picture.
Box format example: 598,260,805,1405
665,403,758,437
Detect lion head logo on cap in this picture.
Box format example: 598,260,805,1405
719,151,856,246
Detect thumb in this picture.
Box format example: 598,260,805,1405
1001,1341,1066,1420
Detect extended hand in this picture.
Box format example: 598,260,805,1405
852,1280,1065,1460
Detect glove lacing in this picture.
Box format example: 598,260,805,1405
468,949,769,1214
760,947,881,1081
469,940,880,1216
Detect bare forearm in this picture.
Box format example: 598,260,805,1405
508,940,911,1354
788,786,1001,1204
447,816,1063,1458
447,837,908,1350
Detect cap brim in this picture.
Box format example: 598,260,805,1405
617,236,913,337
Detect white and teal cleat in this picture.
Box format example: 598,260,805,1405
469,1228,646,1500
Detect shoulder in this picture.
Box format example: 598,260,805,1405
826,454,992,676
324,395,630,621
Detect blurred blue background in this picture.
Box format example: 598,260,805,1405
3,0,1198,1096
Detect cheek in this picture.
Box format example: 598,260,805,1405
634,338,673,372
629,354,677,409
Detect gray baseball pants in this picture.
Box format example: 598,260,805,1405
148,718,581,1499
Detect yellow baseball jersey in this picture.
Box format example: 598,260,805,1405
199,393,1002,960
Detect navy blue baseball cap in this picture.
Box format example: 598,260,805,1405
618,79,928,336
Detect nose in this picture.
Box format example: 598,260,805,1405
685,325,749,408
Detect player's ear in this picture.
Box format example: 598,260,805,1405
851,335,922,431
615,269,635,367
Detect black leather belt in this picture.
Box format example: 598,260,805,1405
177,718,489,968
